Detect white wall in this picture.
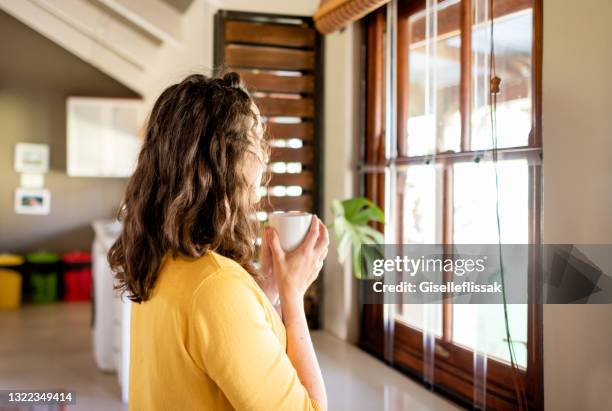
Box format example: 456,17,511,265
321,24,361,342
542,0,612,410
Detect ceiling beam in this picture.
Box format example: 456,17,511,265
95,0,183,48
31,0,160,71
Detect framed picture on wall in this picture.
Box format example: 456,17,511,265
14,143,50,173
14,188,51,215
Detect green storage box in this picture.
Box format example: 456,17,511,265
26,251,60,304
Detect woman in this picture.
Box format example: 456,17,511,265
108,73,328,411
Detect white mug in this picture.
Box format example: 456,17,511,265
268,211,313,252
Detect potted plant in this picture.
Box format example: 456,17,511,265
329,197,385,279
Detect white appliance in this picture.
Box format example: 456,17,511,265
92,220,131,403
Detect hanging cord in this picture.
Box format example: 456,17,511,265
488,0,528,409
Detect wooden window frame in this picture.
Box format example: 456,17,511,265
359,1,544,410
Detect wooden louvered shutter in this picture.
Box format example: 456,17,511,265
214,11,323,328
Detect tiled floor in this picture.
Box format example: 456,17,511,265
0,303,126,411
0,303,460,411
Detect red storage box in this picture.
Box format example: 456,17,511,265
62,251,92,302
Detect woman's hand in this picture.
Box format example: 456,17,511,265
266,216,329,305
266,216,329,411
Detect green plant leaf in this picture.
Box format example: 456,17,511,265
351,241,363,279
361,244,384,279
342,197,368,220
331,199,344,219
329,197,385,279
352,202,385,225
355,225,384,244
336,230,352,264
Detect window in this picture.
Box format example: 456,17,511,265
360,1,543,410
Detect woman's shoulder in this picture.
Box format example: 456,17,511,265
206,251,247,273
188,252,262,308
163,250,247,281
158,251,257,303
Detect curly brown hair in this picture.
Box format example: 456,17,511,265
108,72,268,302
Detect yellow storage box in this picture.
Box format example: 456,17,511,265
0,269,22,309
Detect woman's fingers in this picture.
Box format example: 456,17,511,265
300,215,320,251
259,229,273,276
314,219,329,258
312,259,324,279
268,228,285,264
261,227,271,256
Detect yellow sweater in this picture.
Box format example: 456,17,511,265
129,251,320,411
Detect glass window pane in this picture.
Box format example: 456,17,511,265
453,159,528,243
398,303,444,338
404,0,461,156
471,7,533,150
396,165,443,335
400,164,442,244
452,304,528,368
452,159,529,367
